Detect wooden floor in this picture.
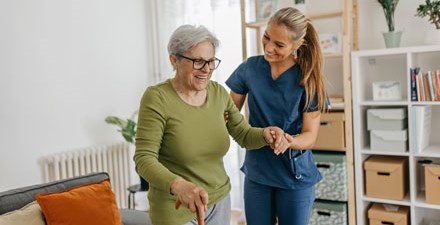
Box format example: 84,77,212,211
231,209,246,225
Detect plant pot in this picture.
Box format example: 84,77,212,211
382,31,402,48
424,29,440,45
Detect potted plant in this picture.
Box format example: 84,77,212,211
377,0,402,48
105,111,149,191
416,0,440,44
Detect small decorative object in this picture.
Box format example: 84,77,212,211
415,0,440,45
377,0,402,48
372,81,402,101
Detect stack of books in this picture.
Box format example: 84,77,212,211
410,67,440,102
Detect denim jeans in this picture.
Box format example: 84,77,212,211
244,178,315,225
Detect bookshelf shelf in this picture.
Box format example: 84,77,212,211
361,150,411,157
415,194,440,210
362,195,412,206
352,45,440,225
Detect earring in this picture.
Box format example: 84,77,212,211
292,49,298,59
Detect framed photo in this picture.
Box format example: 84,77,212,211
256,0,278,21
372,81,402,101
319,33,342,54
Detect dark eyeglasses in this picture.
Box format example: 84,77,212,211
177,54,221,70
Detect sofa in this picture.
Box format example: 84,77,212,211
0,172,152,225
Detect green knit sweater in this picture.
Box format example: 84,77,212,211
134,79,267,225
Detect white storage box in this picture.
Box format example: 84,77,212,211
370,130,408,152
367,108,407,131
309,201,347,225
314,152,347,201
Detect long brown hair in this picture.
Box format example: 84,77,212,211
269,7,326,112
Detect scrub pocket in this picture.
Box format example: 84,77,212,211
288,150,322,185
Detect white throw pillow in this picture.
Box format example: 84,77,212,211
0,201,45,225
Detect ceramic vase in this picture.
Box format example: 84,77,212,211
383,31,402,48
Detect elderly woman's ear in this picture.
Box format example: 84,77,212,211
169,54,178,70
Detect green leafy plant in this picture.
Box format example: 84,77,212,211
295,0,305,4
377,0,400,32
105,111,137,144
416,0,440,29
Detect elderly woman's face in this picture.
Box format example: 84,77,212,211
175,40,215,92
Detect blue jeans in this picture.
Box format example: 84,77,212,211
244,177,315,225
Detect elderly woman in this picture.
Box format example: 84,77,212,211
134,24,289,225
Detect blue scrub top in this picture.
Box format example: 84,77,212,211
226,56,322,189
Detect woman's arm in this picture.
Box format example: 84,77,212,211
285,111,321,150
230,91,246,111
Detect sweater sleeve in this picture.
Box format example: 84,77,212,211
134,87,179,193
223,88,267,149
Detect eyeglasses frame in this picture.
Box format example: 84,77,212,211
177,54,221,70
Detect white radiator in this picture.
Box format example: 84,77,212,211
38,142,132,208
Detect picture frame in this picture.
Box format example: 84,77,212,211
319,33,342,54
372,81,402,101
256,0,278,21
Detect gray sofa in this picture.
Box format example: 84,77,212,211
0,172,152,225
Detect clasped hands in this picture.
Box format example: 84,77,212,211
263,126,293,155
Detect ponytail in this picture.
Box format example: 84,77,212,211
296,21,327,112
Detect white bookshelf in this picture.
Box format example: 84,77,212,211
352,45,440,225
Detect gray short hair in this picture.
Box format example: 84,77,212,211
167,24,220,55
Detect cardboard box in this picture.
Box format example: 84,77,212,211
425,165,440,204
370,129,408,152
364,156,408,200
367,108,407,131
314,112,345,151
368,203,409,225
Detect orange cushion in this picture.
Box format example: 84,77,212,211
35,179,122,225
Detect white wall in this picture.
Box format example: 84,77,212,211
0,0,152,191
358,0,434,49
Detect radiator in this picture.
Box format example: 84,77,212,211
38,142,132,208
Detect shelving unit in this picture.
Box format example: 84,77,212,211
352,45,440,225
239,0,358,224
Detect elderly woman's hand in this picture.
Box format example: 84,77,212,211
171,177,208,219
263,126,290,155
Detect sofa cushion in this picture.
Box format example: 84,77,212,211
0,201,45,225
0,172,109,215
36,179,122,225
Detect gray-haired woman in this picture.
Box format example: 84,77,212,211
134,24,290,225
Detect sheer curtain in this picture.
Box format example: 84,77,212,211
146,0,246,214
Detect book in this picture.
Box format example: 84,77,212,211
434,70,440,101
410,67,419,101
423,72,431,101
412,105,432,153
418,70,425,101
427,71,436,101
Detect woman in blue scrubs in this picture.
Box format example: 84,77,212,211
226,7,327,225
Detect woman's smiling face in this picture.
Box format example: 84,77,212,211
262,22,297,63
174,40,215,92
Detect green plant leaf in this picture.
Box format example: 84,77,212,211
105,112,137,144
